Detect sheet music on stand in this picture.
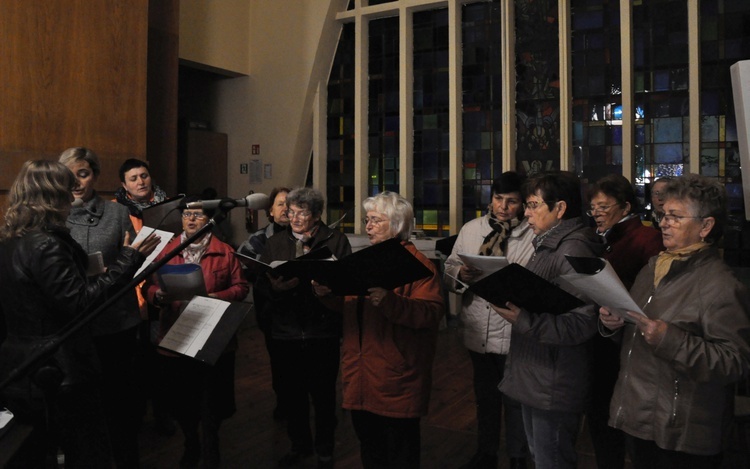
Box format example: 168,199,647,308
158,296,251,365
141,194,185,235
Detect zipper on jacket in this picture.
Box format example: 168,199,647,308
669,378,680,425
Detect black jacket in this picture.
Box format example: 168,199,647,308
257,222,352,340
0,226,144,416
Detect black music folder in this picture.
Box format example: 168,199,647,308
234,238,433,296
141,194,186,235
464,263,585,315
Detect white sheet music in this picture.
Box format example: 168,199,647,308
457,253,509,280
159,296,230,357
132,226,174,278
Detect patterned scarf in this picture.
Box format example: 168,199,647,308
293,224,320,257
114,185,168,218
478,213,520,256
181,232,212,265
653,241,709,287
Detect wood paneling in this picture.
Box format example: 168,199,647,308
0,0,149,192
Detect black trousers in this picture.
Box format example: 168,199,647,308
627,435,722,469
351,410,421,469
276,338,340,457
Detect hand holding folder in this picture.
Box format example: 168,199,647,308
450,262,585,315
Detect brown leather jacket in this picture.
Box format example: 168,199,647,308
608,247,750,455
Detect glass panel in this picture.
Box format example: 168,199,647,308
699,0,750,215
413,8,450,236
571,0,622,185
462,0,502,222
325,23,356,232
368,16,400,196
633,0,690,208
515,0,561,175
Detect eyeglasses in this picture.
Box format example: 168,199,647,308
182,211,207,220
286,209,312,220
362,217,387,227
660,214,705,226
523,200,554,211
586,204,616,217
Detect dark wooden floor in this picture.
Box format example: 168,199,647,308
138,312,749,469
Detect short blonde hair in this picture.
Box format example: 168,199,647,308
58,147,101,177
1,160,76,240
362,191,414,241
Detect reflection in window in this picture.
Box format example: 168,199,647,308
413,8,450,236
571,0,622,186
462,0,503,223
326,23,356,232
700,1,749,214
515,0,561,175
633,0,689,204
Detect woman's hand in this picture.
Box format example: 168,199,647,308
459,265,483,283
311,280,332,298
628,312,667,346
125,231,161,257
267,273,299,292
599,306,625,331
490,301,521,324
367,287,389,307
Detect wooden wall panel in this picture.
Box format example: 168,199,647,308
0,0,149,195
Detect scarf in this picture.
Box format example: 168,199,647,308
114,185,168,218
478,213,520,256
181,232,211,265
653,241,710,287
293,224,320,257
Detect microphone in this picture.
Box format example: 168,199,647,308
71,198,85,208
183,193,270,211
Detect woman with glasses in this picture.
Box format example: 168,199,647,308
583,174,664,469
600,174,750,468
144,195,249,468
312,191,443,468
255,187,351,468
490,171,606,469
443,172,534,469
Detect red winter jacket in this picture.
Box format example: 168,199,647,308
319,241,444,418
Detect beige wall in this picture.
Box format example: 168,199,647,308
179,0,251,75
180,0,346,245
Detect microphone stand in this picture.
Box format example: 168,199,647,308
0,203,235,393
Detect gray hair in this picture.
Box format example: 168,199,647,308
286,187,325,217
663,174,727,244
58,147,101,177
362,191,414,241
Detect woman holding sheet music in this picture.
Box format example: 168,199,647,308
144,196,249,468
443,171,534,469
489,171,606,469
59,147,143,467
599,174,750,468
0,160,159,468
255,187,351,469
312,191,444,469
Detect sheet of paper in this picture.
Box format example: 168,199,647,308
132,226,174,278
558,258,644,322
457,253,509,280
159,296,231,357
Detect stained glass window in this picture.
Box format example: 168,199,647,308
413,8,450,236
515,0,561,175
571,0,622,186
369,16,400,196
326,23,356,232
700,0,750,215
633,0,689,204
461,0,503,223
